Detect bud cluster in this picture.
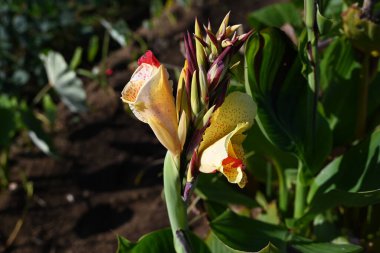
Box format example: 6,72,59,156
176,13,253,198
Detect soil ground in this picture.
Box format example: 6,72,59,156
0,1,272,252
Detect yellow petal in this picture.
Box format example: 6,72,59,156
220,159,247,188
122,64,181,155
199,91,256,152
199,122,249,173
121,63,157,104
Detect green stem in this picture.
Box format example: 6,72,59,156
356,53,370,139
294,161,306,219
304,0,319,145
163,152,191,253
272,159,288,213
266,162,272,198
33,85,51,105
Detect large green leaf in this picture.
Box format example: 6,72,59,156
248,3,302,30
296,130,380,225
206,232,279,253
321,37,362,145
211,211,361,253
210,211,289,252
245,28,332,176
196,173,258,208
206,232,244,253
116,228,210,253
40,51,87,113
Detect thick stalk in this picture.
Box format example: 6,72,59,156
356,53,370,139
294,161,306,218
163,152,191,253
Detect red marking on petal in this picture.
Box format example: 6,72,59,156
222,156,244,169
137,50,161,67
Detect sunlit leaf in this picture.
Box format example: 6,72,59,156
248,3,302,30
42,94,57,125
88,35,99,62
101,19,128,47
210,211,289,251
70,46,83,70
116,228,210,253
40,51,87,113
207,232,279,253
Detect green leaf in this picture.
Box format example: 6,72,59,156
116,229,210,253
116,229,175,253
296,130,380,226
206,232,279,253
211,211,361,253
248,3,302,30
245,28,332,176
244,123,297,183
309,129,380,198
292,242,362,253
317,6,334,35
19,104,54,155
206,232,244,253
259,243,280,253
101,19,128,47
210,211,289,251
42,94,57,125
88,35,99,62
321,38,363,144
204,201,229,221
69,46,83,70
321,38,360,85
196,173,258,208
117,235,134,252
40,51,87,113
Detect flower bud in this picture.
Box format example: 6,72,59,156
121,51,181,156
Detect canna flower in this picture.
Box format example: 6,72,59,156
121,51,181,156
198,92,257,188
